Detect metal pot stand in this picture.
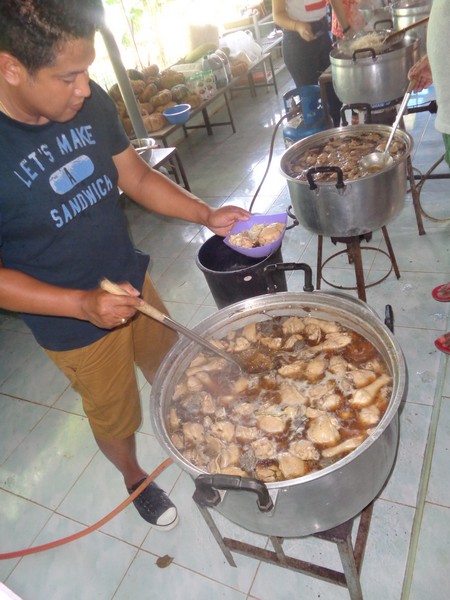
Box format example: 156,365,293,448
405,100,450,226
316,227,401,303
193,489,373,600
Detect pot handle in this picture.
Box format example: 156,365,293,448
352,47,377,61
264,262,314,294
385,304,394,333
306,166,345,191
285,205,299,230
373,19,394,31
193,473,274,512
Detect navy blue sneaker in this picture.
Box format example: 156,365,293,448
128,479,179,530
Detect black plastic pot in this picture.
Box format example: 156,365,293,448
196,235,287,309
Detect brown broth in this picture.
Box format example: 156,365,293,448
285,132,406,182
168,316,391,482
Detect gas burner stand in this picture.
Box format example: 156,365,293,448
195,499,374,600
316,227,400,303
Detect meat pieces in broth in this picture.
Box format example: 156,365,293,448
228,222,284,249
285,132,406,182
168,316,392,483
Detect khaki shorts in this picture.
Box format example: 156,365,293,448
46,274,177,440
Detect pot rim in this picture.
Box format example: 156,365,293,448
150,290,407,489
330,32,419,61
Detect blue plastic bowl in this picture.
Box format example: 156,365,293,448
163,103,191,124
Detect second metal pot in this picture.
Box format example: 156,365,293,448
391,0,431,58
279,124,413,237
330,33,420,105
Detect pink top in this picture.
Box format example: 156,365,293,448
329,0,366,38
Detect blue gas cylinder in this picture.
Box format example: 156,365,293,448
282,86,328,147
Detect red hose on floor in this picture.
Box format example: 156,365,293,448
0,458,173,560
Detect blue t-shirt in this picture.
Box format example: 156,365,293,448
0,81,149,350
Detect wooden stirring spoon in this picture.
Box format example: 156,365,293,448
384,16,429,45
100,278,244,372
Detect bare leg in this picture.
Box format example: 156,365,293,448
95,433,146,489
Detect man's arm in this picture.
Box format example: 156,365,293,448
329,0,352,35
0,266,142,328
0,147,249,325
114,146,250,237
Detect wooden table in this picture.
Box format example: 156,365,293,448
150,147,191,191
151,78,238,147
232,52,278,97
151,37,284,146
231,32,284,97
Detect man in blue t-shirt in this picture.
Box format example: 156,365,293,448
0,0,250,529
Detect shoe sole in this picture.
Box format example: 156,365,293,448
152,513,179,531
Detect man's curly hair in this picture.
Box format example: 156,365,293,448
0,0,105,73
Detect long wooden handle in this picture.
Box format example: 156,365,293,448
100,278,243,368
386,17,429,42
100,278,166,323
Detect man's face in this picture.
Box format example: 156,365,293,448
17,37,96,124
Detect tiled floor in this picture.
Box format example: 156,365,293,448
1,69,449,600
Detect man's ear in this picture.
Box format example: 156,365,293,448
0,52,24,86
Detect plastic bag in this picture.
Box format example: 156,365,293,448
220,30,263,62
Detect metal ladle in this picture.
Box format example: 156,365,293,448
360,80,415,172
100,278,244,372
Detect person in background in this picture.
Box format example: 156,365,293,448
272,0,354,126
328,0,366,123
408,0,450,355
328,0,366,41
0,0,250,529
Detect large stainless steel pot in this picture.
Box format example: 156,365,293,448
151,291,407,537
330,33,420,105
358,0,391,28
279,124,413,237
391,0,431,58
359,7,391,28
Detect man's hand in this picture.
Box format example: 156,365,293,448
408,55,432,92
295,21,316,42
205,205,251,237
79,282,142,329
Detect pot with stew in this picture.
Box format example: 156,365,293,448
150,290,406,537
279,124,413,237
